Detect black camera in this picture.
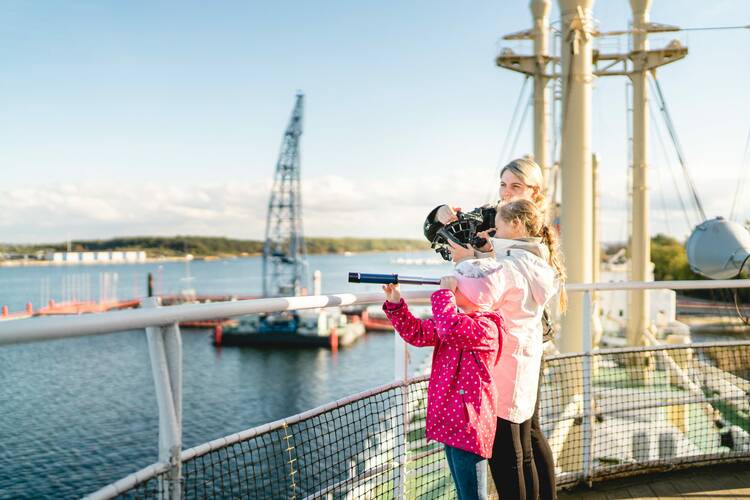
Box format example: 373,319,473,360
423,206,494,261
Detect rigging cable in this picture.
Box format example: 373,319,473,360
649,73,707,222
506,93,533,164
487,76,531,204
729,126,750,221
678,25,750,32
733,254,750,326
497,75,531,168
648,95,695,232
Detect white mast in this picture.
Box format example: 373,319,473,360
627,0,651,350
531,0,552,183
557,0,595,353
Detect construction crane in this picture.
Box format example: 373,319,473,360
262,92,308,298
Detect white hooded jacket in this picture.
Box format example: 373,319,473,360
483,237,559,423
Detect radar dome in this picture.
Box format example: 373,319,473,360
685,217,750,280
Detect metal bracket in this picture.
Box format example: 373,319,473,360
592,40,687,77
637,40,688,72
495,48,557,78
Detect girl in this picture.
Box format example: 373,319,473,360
382,260,506,500
435,157,560,500
448,199,565,500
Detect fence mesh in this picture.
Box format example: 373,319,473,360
108,343,750,499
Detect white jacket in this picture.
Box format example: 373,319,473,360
486,237,559,423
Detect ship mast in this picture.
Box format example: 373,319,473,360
262,93,308,298
497,0,687,353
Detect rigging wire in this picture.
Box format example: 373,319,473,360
486,76,531,204
506,93,533,165
652,153,673,236
497,76,531,168
648,96,695,232
729,126,750,221
732,254,750,326
649,73,707,222
678,25,750,32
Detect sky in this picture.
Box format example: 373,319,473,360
1,1,748,244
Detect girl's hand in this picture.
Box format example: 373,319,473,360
436,205,462,224
475,230,494,252
439,276,458,292
446,239,474,262
382,284,401,303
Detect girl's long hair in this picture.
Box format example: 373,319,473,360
500,157,547,210
497,199,567,312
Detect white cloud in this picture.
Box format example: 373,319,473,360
1,169,742,244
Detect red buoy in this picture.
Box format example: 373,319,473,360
25,303,33,315
329,327,339,352
1,305,7,318
213,325,223,346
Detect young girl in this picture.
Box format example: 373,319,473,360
382,260,506,500
448,199,565,500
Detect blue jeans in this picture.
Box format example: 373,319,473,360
444,445,488,500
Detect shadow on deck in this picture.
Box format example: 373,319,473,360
559,462,750,499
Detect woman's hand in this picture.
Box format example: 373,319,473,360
382,283,401,303
475,230,494,252
436,205,462,224
439,276,458,292
446,239,475,262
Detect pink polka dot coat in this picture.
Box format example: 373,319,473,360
383,289,505,458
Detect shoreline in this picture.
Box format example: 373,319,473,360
0,248,431,268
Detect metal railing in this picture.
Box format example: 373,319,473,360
1,279,749,498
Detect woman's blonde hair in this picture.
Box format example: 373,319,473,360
500,157,547,210
497,199,567,311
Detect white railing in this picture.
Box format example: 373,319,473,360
1,279,749,499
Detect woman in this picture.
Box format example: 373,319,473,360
437,158,559,500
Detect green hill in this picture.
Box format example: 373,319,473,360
0,236,429,259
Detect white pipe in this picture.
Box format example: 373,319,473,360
2,280,750,347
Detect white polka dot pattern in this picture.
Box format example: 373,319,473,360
383,290,506,458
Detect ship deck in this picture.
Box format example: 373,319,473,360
559,462,750,499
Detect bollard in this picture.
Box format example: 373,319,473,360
213,325,223,346
26,303,33,315
329,327,339,352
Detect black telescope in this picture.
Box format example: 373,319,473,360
348,272,441,285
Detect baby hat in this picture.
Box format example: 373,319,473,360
453,258,505,310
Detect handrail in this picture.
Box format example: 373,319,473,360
2,279,749,347
0,290,433,346
566,278,750,291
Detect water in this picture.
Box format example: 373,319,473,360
0,251,452,499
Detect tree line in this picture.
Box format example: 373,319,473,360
0,236,430,258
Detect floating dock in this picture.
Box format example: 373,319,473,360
217,309,365,349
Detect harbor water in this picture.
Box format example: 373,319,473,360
0,251,450,499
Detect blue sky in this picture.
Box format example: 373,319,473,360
1,1,748,243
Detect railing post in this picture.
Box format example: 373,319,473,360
142,297,182,500
582,290,594,486
393,334,408,499
581,290,595,486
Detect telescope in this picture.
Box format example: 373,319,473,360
348,272,441,285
